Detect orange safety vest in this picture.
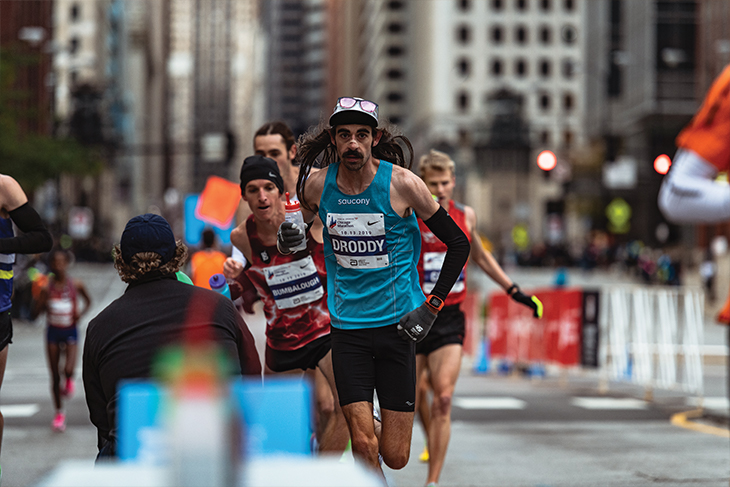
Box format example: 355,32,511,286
676,64,730,171
190,249,227,289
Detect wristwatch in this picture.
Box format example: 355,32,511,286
425,294,445,312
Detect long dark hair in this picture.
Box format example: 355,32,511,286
295,121,414,212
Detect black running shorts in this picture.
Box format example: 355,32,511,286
265,333,331,372
0,310,12,351
330,323,416,412
416,304,465,356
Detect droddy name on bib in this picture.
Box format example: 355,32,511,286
338,198,370,205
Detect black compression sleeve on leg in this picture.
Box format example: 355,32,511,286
0,203,53,254
422,206,470,301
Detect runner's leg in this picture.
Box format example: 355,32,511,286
316,351,349,452
65,341,78,390
46,341,62,410
415,354,431,458
0,345,7,457
425,343,462,484
342,401,381,472
379,408,415,470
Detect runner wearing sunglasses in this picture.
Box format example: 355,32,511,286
277,97,470,475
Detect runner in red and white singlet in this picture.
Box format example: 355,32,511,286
231,155,348,454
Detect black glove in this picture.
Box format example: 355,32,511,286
509,285,543,318
397,303,438,343
277,221,305,255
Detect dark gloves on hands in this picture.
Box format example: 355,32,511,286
509,285,543,318
397,303,438,343
277,221,305,255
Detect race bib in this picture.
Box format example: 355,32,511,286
264,255,324,309
422,251,464,295
327,213,389,269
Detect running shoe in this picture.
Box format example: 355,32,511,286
419,445,430,462
52,412,66,432
63,378,75,398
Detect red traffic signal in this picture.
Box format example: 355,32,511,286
654,154,671,175
537,150,557,171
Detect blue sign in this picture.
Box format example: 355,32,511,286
184,194,235,246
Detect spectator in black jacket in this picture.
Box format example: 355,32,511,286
83,214,261,458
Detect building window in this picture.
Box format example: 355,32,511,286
456,24,471,44
561,58,575,78
69,37,79,55
491,58,504,76
516,0,528,11
70,70,78,85
388,22,404,33
515,25,528,44
563,92,574,111
540,130,550,145
457,91,470,112
539,59,551,77
540,0,551,11
70,3,80,21
561,24,577,44
539,93,551,110
492,0,504,11
387,45,404,56
387,1,404,10
491,25,504,44
515,58,528,77
564,0,574,12
539,26,551,44
563,130,573,148
457,0,472,11
390,116,403,124
387,92,404,102
387,69,404,80
457,58,471,77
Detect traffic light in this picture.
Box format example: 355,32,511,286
653,154,671,175
537,150,557,171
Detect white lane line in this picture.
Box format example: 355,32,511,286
571,397,648,410
453,397,527,410
687,397,730,410
1,403,40,417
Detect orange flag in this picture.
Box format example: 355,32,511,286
194,176,241,228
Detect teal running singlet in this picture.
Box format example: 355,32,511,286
319,160,425,329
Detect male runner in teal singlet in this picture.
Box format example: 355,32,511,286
277,97,470,474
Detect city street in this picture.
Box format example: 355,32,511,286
1,263,729,486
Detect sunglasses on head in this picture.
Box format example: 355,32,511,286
336,97,378,113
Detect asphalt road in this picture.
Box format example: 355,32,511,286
1,263,728,486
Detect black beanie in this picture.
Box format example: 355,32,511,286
239,155,285,195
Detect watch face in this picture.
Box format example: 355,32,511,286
428,295,443,309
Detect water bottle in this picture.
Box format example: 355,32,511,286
284,192,307,252
209,273,231,299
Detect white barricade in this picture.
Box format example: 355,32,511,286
600,286,704,396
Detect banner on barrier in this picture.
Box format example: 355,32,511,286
487,288,585,367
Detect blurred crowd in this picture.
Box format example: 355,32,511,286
508,230,684,287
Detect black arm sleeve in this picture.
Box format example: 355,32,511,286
423,206,470,301
0,202,53,254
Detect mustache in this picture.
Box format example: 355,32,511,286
343,150,363,159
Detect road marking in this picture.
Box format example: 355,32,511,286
671,409,730,438
571,397,648,410
0,404,40,417
686,397,729,410
453,397,526,410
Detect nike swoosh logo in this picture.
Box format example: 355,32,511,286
269,172,277,178
367,221,378,225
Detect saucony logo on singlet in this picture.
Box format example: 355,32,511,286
338,198,370,205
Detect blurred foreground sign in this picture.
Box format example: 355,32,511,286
195,176,241,228
184,194,234,246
